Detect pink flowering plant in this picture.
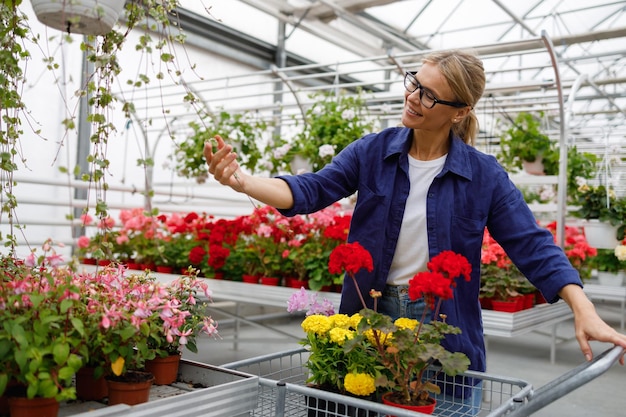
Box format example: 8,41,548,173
0,241,87,401
79,265,219,378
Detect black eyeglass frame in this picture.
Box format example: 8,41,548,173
404,71,469,109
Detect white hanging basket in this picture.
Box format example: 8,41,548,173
30,0,126,35
583,219,620,249
521,155,545,175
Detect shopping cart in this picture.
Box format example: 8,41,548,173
222,346,623,417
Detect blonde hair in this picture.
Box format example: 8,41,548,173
422,50,486,145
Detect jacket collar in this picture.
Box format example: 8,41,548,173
385,128,472,181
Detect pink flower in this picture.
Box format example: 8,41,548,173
77,235,91,249
80,213,94,225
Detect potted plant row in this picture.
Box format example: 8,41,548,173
0,241,221,416
75,203,352,292
479,223,596,312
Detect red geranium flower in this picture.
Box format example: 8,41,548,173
408,251,472,309
328,242,373,275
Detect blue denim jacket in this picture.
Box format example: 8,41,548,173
278,126,582,372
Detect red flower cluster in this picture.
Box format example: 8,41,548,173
328,242,374,275
408,250,472,308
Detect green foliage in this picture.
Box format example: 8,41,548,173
0,251,87,401
290,90,376,172
174,110,273,182
479,264,523,301
572,185,626,240
589,248,626,274
498,112,557,174
0,1,30,250
351,309,469,405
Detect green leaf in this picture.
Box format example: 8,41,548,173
58,366,75,381
53,341,70,365
39,379,57,399
60,298,74,314
0,374,7,396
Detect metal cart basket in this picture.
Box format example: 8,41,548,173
223,346,624,417
222,347,532,417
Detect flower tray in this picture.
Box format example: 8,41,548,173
61,359,258,417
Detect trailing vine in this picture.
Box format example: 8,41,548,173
0,0,30,252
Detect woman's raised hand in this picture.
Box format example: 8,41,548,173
203,135,246,192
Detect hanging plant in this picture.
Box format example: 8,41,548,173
287,89,376,172
173,109,274,183
0,1,30,251
497,111,558,175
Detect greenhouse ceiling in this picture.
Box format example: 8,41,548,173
160,0,626,146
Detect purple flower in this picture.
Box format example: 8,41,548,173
287,288,335,316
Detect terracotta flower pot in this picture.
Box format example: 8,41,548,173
8,397,59,417
144,354,181,385
75,366,108,401
106,371,154,406
381,392,436,415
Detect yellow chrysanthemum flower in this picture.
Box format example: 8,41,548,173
330,313,351,329
363,328,390,345
349,313,363,329
329,327,354,345
344,372,376,396
615,244,626,262
301,314,332,336
394,317,419,331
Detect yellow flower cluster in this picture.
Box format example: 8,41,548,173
329,327,354,345
394,317,419,331
301,314,333,335
615,244,626,262
344,372,376,396
301,313,362,342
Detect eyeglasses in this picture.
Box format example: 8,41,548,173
403,71,468,109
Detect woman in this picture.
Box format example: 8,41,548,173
205,49,626,413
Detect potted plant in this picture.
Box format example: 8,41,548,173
174,109,273,182
0,242,88,416
480,229,524,310
77,264,219,403
497,111,558,175
142,270,219,385
289,243,471,414
589,244,626,286
286,89,376,172
571,183,626,249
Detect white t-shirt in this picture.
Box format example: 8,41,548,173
386,153,447,285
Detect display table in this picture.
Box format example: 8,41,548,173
482,301,574,364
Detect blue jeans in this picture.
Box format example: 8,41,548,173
378,285,482,417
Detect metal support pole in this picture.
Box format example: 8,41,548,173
541,31,567,248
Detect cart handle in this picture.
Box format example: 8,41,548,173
505,345,624,416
